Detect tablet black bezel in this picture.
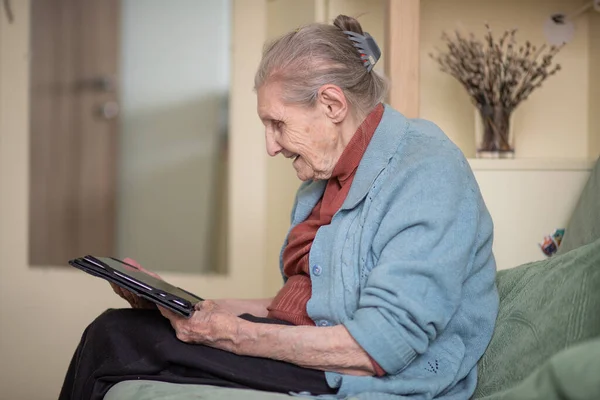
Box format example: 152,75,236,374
69,256,202,318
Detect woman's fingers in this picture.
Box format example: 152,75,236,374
110,282,134,304
122,289,138,305
110,282,135,306
110,282,123,296
109,257,160,309
123,257,142,269
159,300,239,345
110,281,155,309
158,305,177,320
123,257,162,280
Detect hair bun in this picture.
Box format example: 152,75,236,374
333,14,364,35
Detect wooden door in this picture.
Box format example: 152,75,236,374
29,0,120,265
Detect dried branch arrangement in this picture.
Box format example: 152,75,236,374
429,25,563,113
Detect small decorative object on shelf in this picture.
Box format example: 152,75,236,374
539,228,565,257
430,25,563,158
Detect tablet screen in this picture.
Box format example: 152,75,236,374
86,256,202,305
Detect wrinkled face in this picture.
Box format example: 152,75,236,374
257,82,344,181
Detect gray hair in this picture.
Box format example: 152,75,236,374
254,15,388,119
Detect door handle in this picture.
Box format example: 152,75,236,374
97,101,120,120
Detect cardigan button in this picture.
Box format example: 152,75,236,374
318,320,331,327
312,265,322,276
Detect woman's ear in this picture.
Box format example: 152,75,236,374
317,84,348,123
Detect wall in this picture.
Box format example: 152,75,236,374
327,0,386,73
117,0,230,273
420,0,591,159
0,1,268,399
264,0,318,296
470,159,593,270
590,7,600,158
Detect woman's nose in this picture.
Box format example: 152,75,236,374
265,131,283,157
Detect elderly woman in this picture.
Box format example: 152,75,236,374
60,15,498,400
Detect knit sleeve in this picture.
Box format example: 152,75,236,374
343,151,486,375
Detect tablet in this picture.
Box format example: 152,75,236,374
69,255,203,318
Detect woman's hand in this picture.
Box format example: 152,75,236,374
110,257,161,310
159,300,376,376
158,300,241,350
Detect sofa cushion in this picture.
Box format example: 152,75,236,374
104,381,295,400
475,336,600,400
557,157,600,254
474,238,600,398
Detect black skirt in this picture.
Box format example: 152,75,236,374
59,308,337,400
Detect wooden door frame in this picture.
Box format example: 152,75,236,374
0,0,270,298
385,0,420,119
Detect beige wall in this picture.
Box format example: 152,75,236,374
327,0,386,72
470,159,593,270
264,0,318,296
0,1,268,399
420,0,591,159
590,8,600,158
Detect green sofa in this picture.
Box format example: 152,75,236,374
106,158,600,400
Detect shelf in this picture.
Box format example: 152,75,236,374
467,158,597,172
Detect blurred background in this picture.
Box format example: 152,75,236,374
0,0,598,398
29,0,231,274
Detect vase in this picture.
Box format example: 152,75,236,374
474,105,514,159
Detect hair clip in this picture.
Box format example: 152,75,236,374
343,31,381,72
